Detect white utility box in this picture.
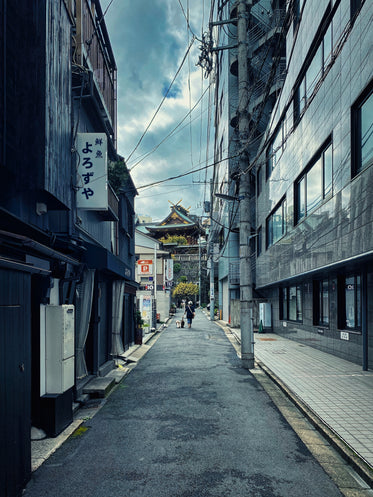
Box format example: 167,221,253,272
259,302,272,329
45,305,75,394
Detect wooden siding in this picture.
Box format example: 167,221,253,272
0,268,31,496
0,0,4,167
1,1,72,212
44,0,73,208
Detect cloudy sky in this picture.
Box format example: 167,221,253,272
100,0,214,222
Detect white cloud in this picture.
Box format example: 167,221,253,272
100,0,213,221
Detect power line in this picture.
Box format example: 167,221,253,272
177,0,203,42
187,0,194,169
127,83,211,170
127,36,196,168
136,151,241,190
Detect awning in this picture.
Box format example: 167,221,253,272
0,229,80,276
0,230,80,266
83,242,134,280
0,256,51,275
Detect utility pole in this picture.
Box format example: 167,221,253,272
238,0,254,369
209,179,215,321
153,243,157,330
198,234,201,306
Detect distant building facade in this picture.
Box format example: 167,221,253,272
137,203,208,305
210,0,286,323
135,230,172,329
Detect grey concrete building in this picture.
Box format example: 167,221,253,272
209,0,286,323
255,0,373,368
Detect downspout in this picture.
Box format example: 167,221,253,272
362,272,368,371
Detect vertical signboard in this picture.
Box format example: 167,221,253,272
165,259,174,281
140,295,152,329
76,133,108,209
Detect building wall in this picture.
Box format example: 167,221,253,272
265,277,369,366
255,0,373,367
44,0,72,207
257,0,373,286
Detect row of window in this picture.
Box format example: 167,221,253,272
280,274,362,331
294,16,332,122
293,0,365,121
266,0,369,183
259,82,373,252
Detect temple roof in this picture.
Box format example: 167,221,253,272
159,204,196,227
137,202,203,240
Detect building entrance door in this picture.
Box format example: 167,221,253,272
0,268,31,496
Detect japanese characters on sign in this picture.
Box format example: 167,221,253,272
76,133,108,209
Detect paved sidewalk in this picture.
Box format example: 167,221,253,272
218,322,373,484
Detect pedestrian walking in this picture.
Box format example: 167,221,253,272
185,300,195,328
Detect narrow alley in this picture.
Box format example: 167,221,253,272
24,310,345,497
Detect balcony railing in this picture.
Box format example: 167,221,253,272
75,0,117,136
97,182,119,222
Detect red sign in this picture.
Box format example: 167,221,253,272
138,259,153,275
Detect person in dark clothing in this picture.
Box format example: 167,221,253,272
185,301,195,328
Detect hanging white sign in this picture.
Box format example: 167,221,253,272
76,133,108,210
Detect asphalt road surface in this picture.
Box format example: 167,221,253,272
24,309,343,497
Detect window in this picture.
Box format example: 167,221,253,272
323,23,332,67
257,226,262,257
257,166,262,197
294,19,333,122
218,228,225,250
293,0,305,28
280,287,288,320
295,141,332,224
352,86,373,177
266,197,286,248
313,279,329,326
351,0,363,20
306,45,323,101
338,275,362,331
266,121,286,178
280,285,303,321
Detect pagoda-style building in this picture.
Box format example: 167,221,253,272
137,201,208,303
144,201,204,244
